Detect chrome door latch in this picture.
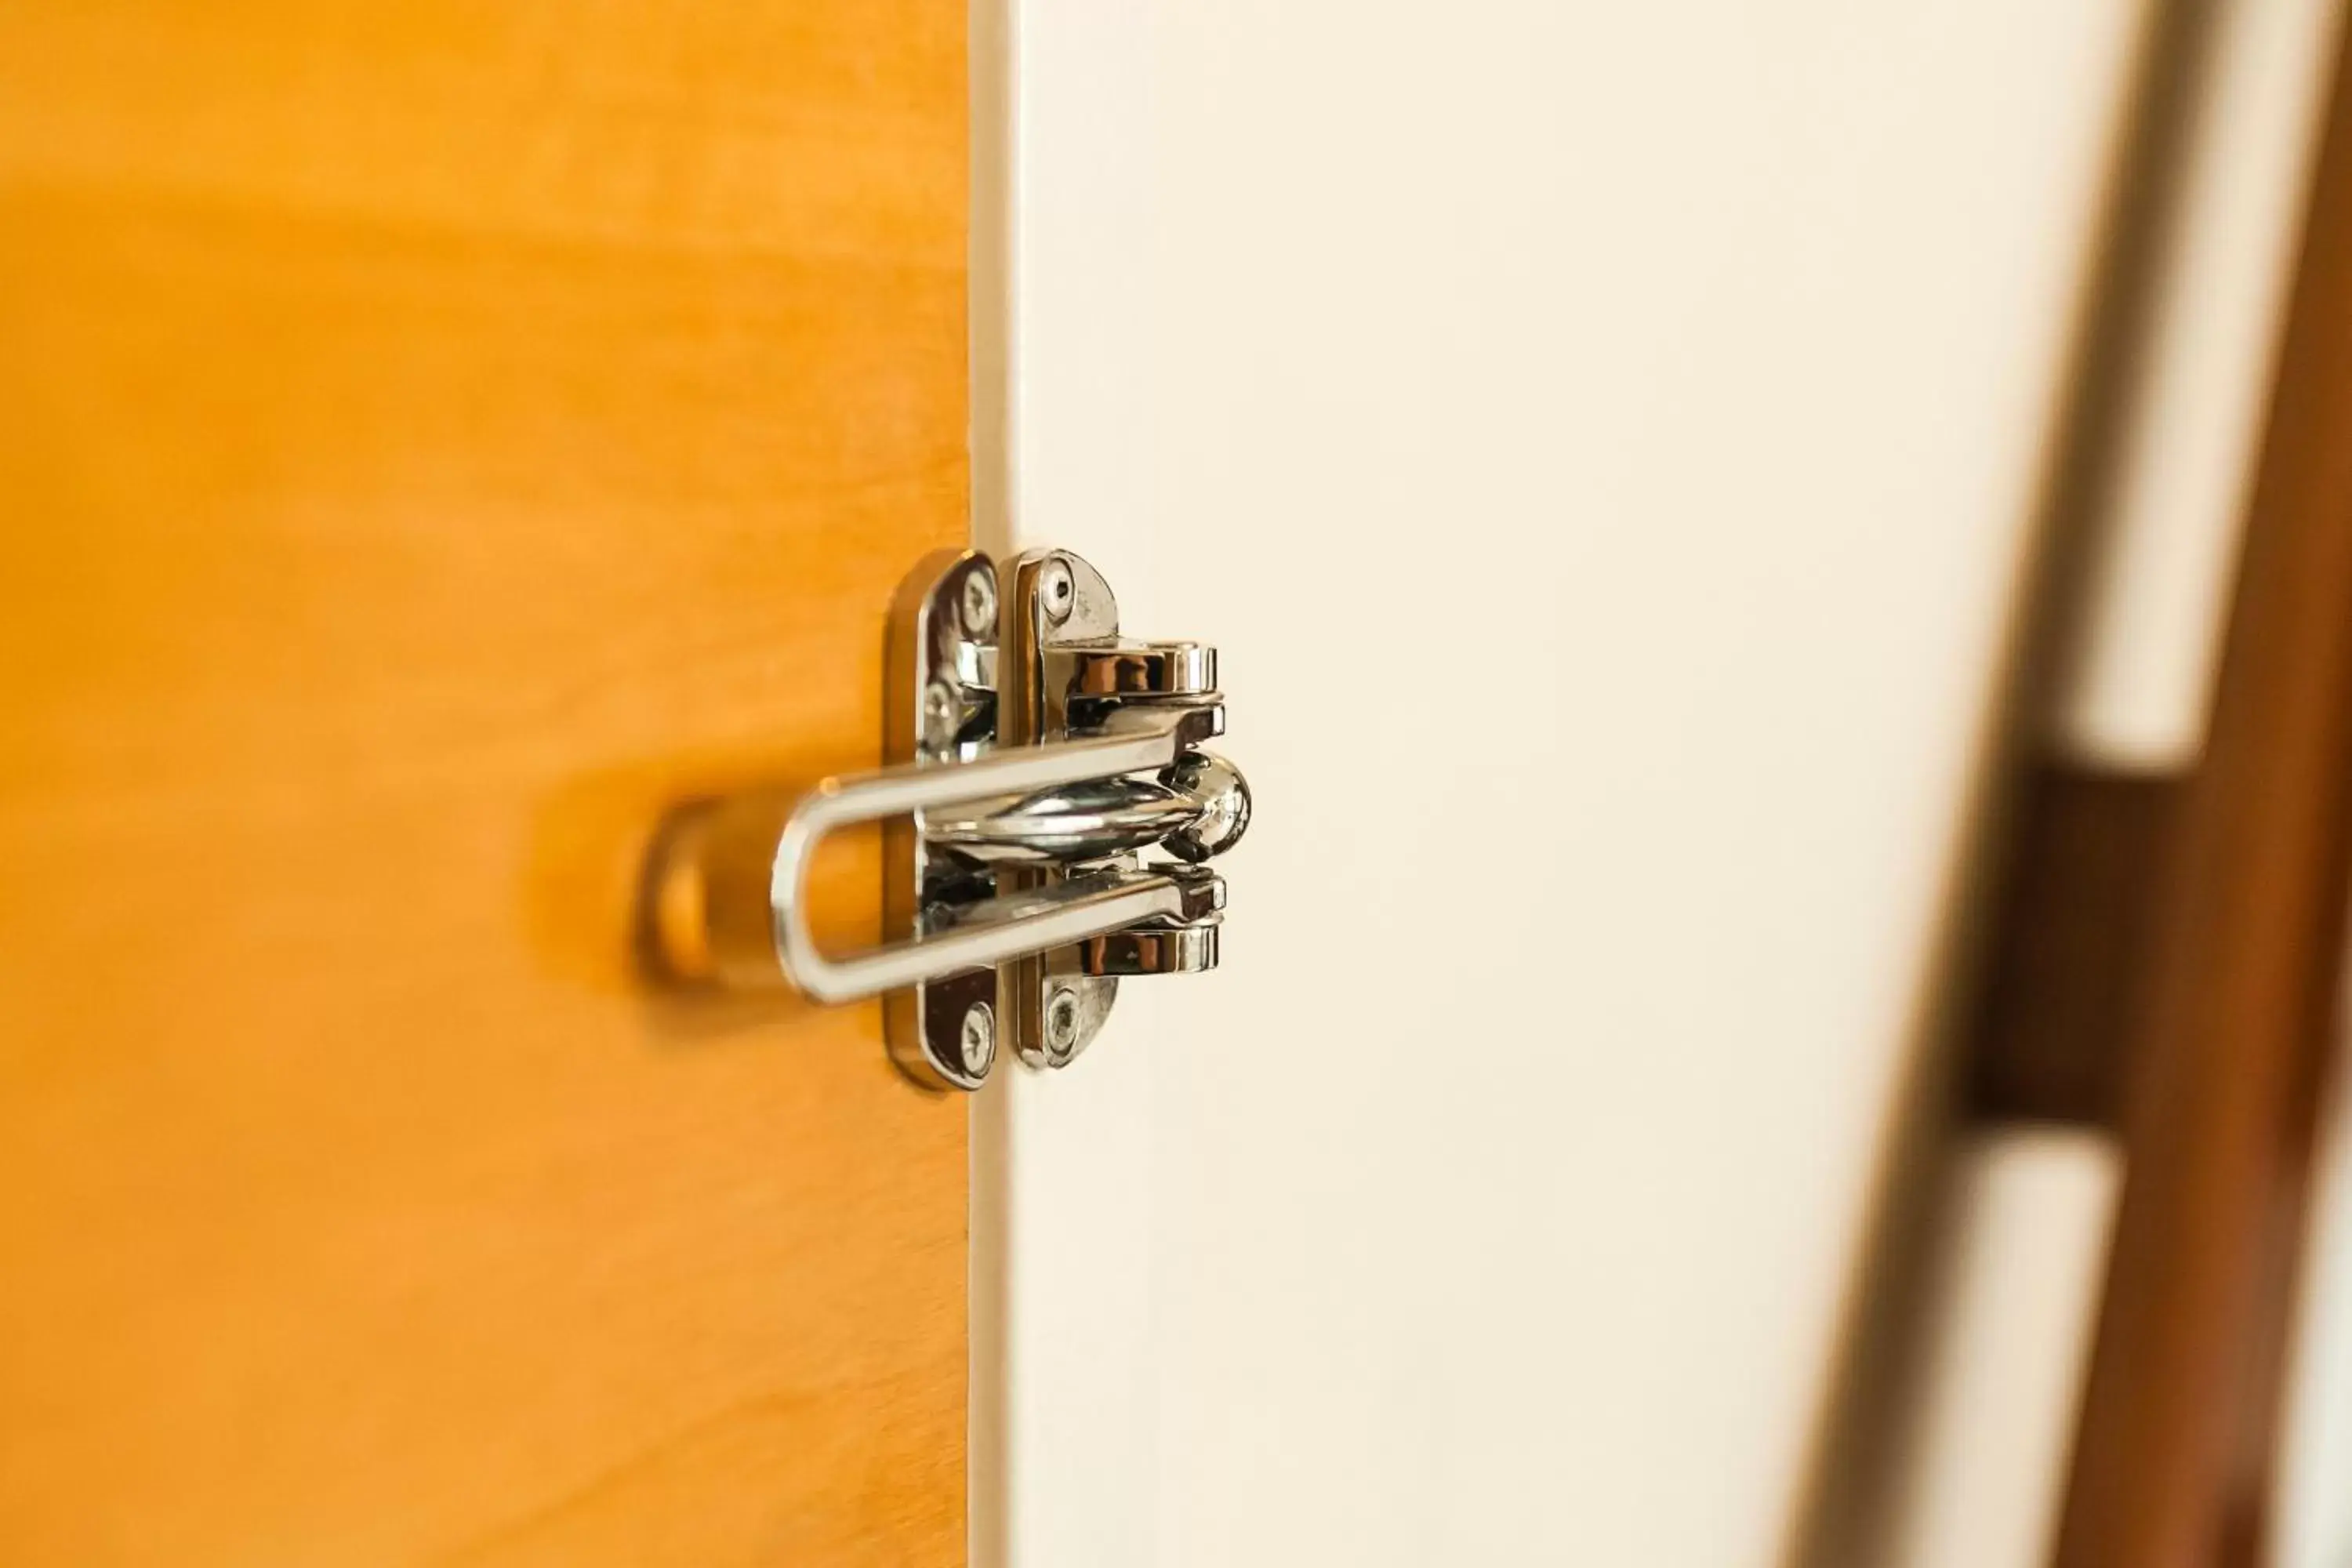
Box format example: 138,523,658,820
651,549,1248,1091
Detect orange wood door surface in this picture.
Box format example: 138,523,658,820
0,5,967,1563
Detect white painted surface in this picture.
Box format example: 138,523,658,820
1877,1131,2123,1568
980,4,2147,1563
2052,0,2342,770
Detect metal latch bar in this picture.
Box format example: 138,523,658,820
771,706,1214,1003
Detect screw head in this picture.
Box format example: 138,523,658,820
959,1001,996,1079
1037,557,1076,624
1044,985,1081,1064
921,680,960,755
959,567,997,638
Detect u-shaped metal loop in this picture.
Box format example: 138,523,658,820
771,706,1222,1004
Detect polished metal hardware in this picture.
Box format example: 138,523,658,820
650,548,1247,1091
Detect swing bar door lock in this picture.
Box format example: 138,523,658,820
652,549,1249,1091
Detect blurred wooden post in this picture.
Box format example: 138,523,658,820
2051,16,2352,1563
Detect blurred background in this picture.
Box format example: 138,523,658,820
985,2,2352,1563
988,5,2352,1561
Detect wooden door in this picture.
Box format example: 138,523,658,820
0,5,967,1563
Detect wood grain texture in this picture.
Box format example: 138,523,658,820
0,4,967,1563
2051,18,2352,1566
